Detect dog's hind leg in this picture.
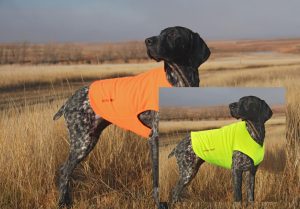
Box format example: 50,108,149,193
57,87,111,208
170,137,203,204
58,117,110,208
171,160,202,204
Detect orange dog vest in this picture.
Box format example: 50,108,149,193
88,67,172,138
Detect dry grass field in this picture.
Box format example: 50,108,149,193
0,100,155,209
0,40,299,209
158,52,300,208
159,105,287,206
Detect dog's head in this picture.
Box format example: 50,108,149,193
145,26,210,68
229,96,273,123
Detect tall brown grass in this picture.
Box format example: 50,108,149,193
0,52,299,208
0,100,155,209
158,54,300,208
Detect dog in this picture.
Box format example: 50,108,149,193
168,96,273,205
53,26,210,208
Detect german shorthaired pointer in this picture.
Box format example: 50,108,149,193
168,96,273,205
53,26,210,208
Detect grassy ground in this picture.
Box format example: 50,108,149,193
159,53,300,208
0,52,299,208
0,99,155,209
159,113,286,202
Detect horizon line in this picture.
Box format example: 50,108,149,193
1,36,300,44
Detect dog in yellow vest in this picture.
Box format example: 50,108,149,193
53,26,210,208
168,96,273,205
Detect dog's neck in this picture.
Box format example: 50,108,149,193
245,120,265,146
164,62,200,87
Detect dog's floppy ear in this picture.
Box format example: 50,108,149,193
189,32,211,68
260,100,273,122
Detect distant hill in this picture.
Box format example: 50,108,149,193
0,38,299,64
160,104,285,121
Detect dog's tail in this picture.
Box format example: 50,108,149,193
168,148,176,159
53,104,65,120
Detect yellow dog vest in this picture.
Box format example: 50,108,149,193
191,121,264,169
88,67,172,138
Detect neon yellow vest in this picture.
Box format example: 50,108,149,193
191,121,264,169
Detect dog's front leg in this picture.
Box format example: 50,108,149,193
148,111,159,207
232,168,243,202
246,166,257,203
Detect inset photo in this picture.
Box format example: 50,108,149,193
159,88,285,207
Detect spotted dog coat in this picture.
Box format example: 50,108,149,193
53,26,211,208
168,96,273,204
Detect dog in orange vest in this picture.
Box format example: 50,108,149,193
53,26,210,208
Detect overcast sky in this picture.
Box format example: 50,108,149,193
160,88,285,107
1,0,300,43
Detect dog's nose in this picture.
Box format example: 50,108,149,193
145,37,154,46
